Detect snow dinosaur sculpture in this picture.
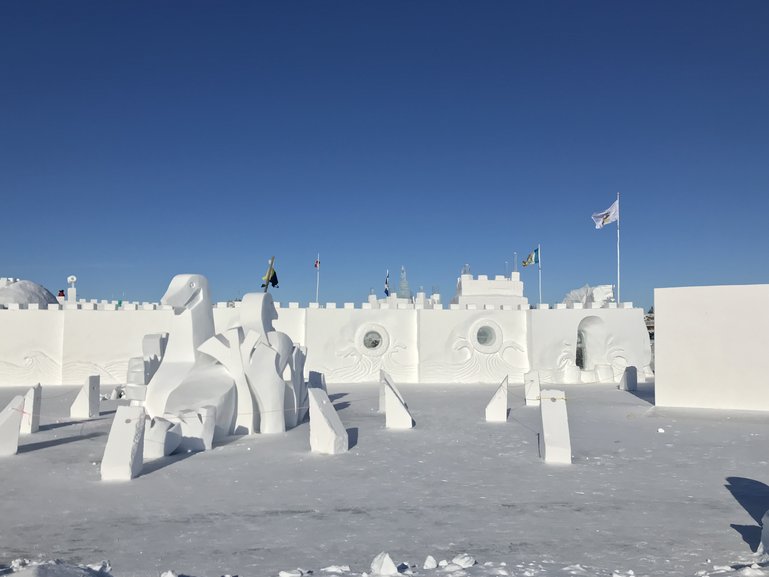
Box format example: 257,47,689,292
143,274,237,440
143,275,309,447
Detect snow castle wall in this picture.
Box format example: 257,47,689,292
654,284,769,411
0,291,650,387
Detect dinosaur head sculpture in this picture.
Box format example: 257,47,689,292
162,274,209,315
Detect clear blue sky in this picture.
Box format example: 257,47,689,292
2,1,767,310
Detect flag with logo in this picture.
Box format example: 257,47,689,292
592,199,619,229
384,270,390,296
314,258,320,269
261,265,279,288
522,248,539,267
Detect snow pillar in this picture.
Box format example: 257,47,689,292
524,371,541,407
101,405,146,481
308,388,348,455
540,389,572,465
0,396,25,456
619,366,638,392
384,379,414,429
70,375,100,419
20,384,42,435
485,376,509,422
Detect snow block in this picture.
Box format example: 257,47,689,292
0,396,25,456
540,389,572,465
619,366,638,392
143,417,182,460
20,384,42,435
172,406,216,452
595,364,614,383
101,405,146,481
370,552,399,576
70,375,100,419
307,388,348,455
384,379,414,429
485,376,509,422
524,371,541,406
379,370,406,414
126,357,145,385
123,384,147,402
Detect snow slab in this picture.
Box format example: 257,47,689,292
2,381,769,577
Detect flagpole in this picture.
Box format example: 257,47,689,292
315,252,320,303
616,192,621,303
537,243,542,305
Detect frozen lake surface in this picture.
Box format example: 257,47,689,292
1,382,768,577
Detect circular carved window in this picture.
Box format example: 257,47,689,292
355,323,391,357
469,319,503,354
363,330,383,350
476,326,496,347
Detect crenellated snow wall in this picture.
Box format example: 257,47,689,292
0,297,651,387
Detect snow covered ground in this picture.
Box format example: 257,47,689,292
1,381,769,577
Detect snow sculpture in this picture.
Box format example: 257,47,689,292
143,332,168,384
243,340,286,434
197,325,258,435
144,274,236,440
540,389,572,464
307,388,348,455
125,357,145,386
485,376,509,422
143,417,182,460
172,406,217,452
0,279,58,309
0,396,25,456
563,284,614,307
238,292,308,433
383,375,414,429
285,346,308,429
524,370,541,406
619,366,637,391
198,291,309,435
70,375,100,419
20,383,41,435
136,276,308,439
101,405,145,481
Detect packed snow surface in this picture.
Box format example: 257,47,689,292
1,382,769,577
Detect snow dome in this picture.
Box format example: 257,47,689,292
0,278,58,308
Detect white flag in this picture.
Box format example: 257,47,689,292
591,199,619,229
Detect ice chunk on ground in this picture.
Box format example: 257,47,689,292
370,552,398,576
